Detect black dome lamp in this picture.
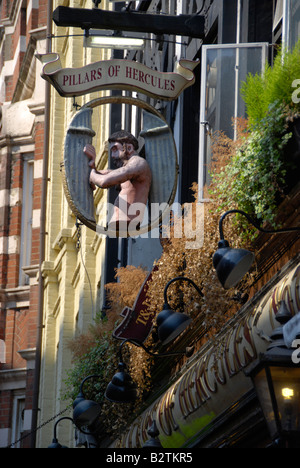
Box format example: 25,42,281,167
156,277,204,345
72,375,102,429
213,210,300,289
105,339,138,403
105,339,194,403
213,238,255,290
105,361,137,403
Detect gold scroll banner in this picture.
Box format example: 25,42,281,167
36,53,199,101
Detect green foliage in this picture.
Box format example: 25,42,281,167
210,102,292,228
241,41,300,127
63,330,118,404
62,266,150,439
210,41,300,230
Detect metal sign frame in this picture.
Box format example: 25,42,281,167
61,95,179,237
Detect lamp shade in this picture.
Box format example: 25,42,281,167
85,35,145,50
84,29,145,50
48,438,68,449
213,239,255,289
156,304,192,345
105,363,137,403
72,392,102,429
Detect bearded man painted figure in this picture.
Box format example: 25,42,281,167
84,130,152,233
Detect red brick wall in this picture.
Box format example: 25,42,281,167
0,390,13,430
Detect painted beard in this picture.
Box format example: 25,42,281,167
112,147,128,169
112,157,123,169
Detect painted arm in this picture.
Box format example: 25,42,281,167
90,166,132,188
90,157,147,189
83,144,112,190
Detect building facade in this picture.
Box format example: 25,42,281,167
0,0,48,448
38,0,300,449
35,0,112,449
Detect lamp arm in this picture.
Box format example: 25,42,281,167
163,276,204,305
219,209,300,240
92,0,102,8
53,417,74,440
79,374,102,397
119,338,194,361
53,415,97,438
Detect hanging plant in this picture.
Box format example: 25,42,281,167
143,183,250,348
241,40,300,127
63,185,253,441
210,103,293,228
210,40,300,229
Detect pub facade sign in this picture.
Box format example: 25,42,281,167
37,53,199,101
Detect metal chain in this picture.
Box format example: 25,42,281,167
6,405,72,449
76,219,82,251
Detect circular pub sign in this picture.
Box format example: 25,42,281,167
61,96,178,237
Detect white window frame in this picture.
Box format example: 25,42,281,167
11,395,25,449
198,42,269,201
274,0,300,49
19,154,34,286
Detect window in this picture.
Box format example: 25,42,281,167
273,0,300,49
288,0,300,48
19,154,33,286
198,43,268,199
11,396,25,449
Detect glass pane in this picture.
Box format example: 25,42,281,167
254,369,279,438
273,0,283,31
19,155,34,285
290,0,300,49
199,44,267,190
270,366,300,433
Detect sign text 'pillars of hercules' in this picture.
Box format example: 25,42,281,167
36,53,199,101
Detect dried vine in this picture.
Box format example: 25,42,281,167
64,123,258,438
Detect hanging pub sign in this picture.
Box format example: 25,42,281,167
36,53,199,101
61,95,179,238
36,53,200,238
36,52,199,342
112,266,158,343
